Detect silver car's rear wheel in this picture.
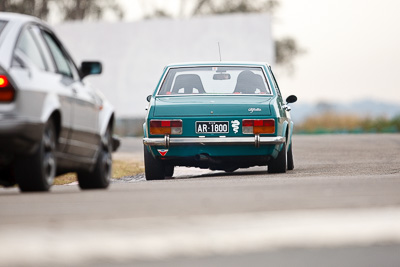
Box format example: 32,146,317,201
78,127,112,189
16,120,56,192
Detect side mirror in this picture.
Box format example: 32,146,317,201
80,61,102,79
286,95,297,104
146,95,152,102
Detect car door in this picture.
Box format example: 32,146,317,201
40,29,100,159
10,24,74,153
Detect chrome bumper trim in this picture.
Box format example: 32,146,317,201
143,135,286,148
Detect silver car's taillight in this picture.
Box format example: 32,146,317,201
0,75,15,102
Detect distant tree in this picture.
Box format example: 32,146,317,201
0,0,124,21
0,0,50,20
143,9,171,20
191,0,280,15
55,0,123,21
275,37,304,73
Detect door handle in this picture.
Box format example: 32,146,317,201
72,88,77,94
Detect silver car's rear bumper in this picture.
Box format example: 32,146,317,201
143,135,285,148
0,116,44,155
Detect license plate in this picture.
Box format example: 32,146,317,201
196,121,229,133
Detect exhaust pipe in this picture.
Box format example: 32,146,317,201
195,154,222,165
195,154,210,161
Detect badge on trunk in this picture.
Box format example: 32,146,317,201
158,149,168,156
231,120,240,134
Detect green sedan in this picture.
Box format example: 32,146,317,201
143,62,297,180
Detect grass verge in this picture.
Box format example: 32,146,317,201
296,112,400,134
53,159,144,185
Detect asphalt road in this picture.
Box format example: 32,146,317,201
1,134,400,267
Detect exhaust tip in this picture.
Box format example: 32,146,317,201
195,153,210,161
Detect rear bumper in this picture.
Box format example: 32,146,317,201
143,135,285,148
0,116,44,156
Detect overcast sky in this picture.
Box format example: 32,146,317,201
112,0,400,105
272,0,400,105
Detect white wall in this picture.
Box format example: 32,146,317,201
54,13,274,117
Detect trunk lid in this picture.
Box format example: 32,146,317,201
153,95,273,117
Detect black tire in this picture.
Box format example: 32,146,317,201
165,165,174,177
0,166,16,187
268,142,287,174
287,142,294,170
78,127,112,189
144,145,166,180
16,119,57,192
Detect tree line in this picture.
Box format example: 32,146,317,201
0,0,123,21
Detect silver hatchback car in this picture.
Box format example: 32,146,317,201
0,12,116,192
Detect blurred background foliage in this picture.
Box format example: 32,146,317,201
0,0,123,21
296,113,400,134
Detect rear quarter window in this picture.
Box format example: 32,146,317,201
42,31,74,78
15,27,47,70
0,21,8,36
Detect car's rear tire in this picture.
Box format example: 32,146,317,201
165,165,174,177
0,166,16,187
268,143,287,174
16,119,56,192
78,127,112,189
144,146,166,180
287,142,294,170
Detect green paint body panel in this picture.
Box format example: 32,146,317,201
153,96,273,117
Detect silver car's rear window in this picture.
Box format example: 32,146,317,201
0,21,7,36
158,66,271,96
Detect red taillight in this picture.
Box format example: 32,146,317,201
161,121,170,127
0,75,9,87
0,75,15,102
242,120,253,127
150,120,183,135
242,119,275,134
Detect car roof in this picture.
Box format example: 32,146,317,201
0,12,50,68
0,12,42,24
165,61,271,68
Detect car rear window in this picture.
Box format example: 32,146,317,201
158,66,271,96
0,21,7,36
